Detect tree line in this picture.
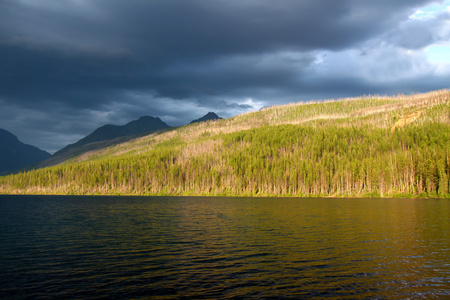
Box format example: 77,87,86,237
1,122,448,198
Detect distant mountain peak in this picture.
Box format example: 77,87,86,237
205,112,219,118
0,128,19,143
137,116,161,121
53,116,170,157
189,112,222,124
0,128,51,174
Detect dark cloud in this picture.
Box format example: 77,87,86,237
0,0,448,152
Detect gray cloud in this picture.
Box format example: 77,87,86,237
0,0,448,152
386,9,450,49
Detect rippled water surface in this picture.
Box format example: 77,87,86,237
0,195,449,299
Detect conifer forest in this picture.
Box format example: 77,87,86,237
1,90,449,198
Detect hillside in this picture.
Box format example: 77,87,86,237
1,90,449,197
0,128,51,174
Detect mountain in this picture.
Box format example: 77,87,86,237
37,116,171,168
0,128,51,174
189,112,222,124
1,90,450,198
53,116,170,157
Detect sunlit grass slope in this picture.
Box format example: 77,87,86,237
1,90,449,197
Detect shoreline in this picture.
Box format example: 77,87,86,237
1,191,447,199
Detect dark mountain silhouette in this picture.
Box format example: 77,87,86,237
53,116,170,157
32,116,170,169
189,112,222,124
0,128,51,174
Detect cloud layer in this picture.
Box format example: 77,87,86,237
1,0,449,152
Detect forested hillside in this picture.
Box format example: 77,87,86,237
1,90,449,197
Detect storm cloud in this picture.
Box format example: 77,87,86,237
0,0,449,152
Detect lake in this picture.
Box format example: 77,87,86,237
0,195,449,299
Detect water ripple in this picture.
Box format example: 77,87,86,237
1,195,449,299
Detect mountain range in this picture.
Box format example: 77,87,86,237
0,128,51,174
53,116,171,156
1,112,222,173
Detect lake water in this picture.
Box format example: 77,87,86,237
0,195,449,299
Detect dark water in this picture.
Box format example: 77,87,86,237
0,195,449,299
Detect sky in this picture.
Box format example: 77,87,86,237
1,0,449,153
